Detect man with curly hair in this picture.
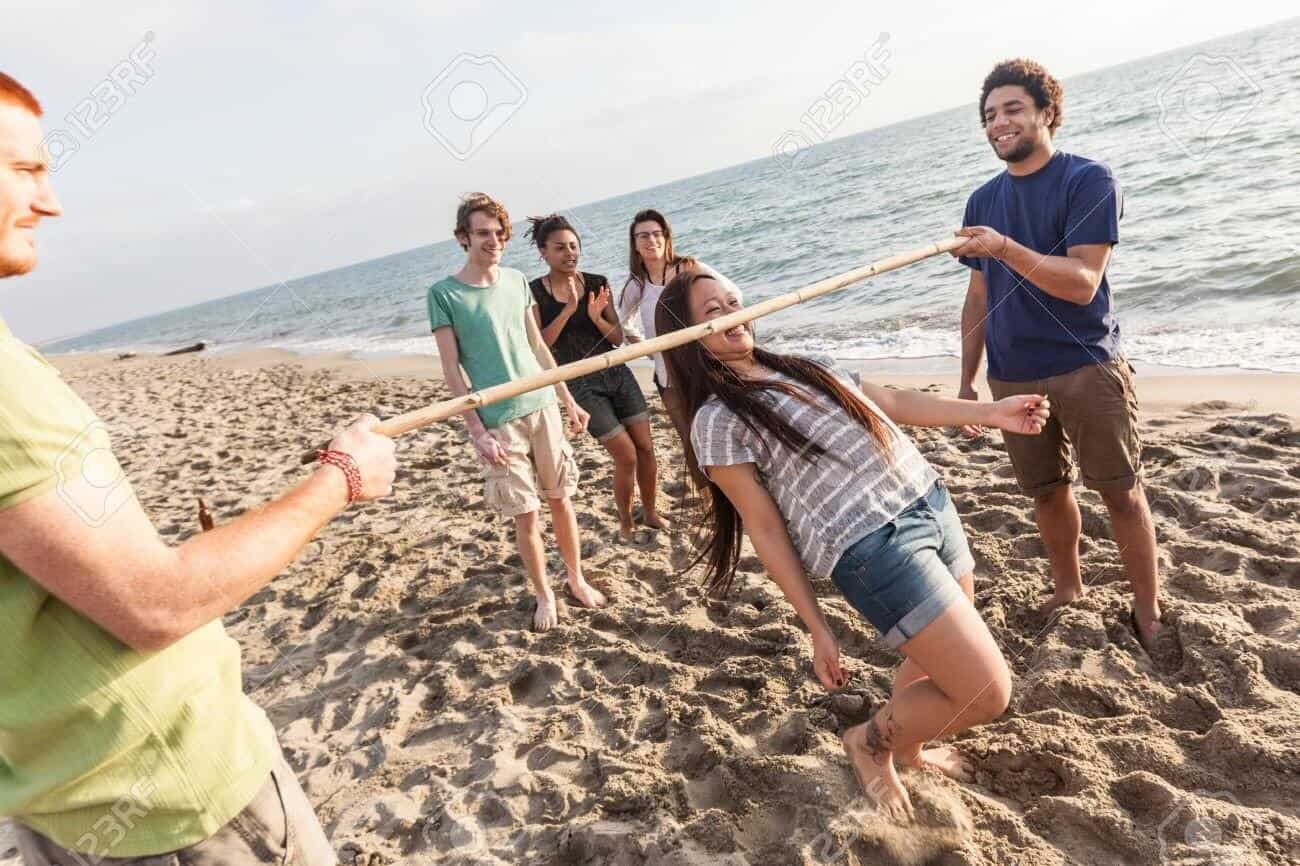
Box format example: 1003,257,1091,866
951,59,1163,649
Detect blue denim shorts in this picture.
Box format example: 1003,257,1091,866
830,480,977,649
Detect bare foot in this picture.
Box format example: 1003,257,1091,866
566,576,607,609
842,723,912,821
640,511,669,530
898,744,976,783
1133,609,1163,651
617,519,636,541
532,593,559,632
1038,584,1085,620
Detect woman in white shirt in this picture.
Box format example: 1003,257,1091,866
616,208,735,448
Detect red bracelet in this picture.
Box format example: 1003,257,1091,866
317,449,363,503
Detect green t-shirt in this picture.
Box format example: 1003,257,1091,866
426,267,555,430
0,318,277,858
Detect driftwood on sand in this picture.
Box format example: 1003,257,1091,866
162,341,207,356
117,341,207,361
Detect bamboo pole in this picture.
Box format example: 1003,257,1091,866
299,234,965,464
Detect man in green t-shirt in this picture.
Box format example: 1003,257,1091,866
429,193,606,632
0,72,397,865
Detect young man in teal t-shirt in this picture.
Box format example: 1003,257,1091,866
428,193,606,631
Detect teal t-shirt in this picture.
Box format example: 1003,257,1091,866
427,268,555,429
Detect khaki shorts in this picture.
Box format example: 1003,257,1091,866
988,356,1142,498
14,745,335,865
482,403,579,518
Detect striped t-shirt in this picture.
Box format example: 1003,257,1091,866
690,366,938,578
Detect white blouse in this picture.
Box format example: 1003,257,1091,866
617,261,738,387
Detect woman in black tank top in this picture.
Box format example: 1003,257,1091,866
526,214,668,538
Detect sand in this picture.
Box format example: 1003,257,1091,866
4,350,1300,866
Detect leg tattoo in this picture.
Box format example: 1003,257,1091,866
863,702,900,765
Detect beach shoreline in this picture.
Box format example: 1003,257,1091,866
54,347,1300,422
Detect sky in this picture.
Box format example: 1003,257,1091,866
3,0,1295,344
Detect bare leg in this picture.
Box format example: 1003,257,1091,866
843,596,1011,820
1099,483,1162,647
547,495,606,609
625,420,666,528
893,657,928,696
894,573,977,780
1033,484,1085,616
514,510,557,631
600,430,639,537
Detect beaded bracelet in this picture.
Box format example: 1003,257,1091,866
317,449,363,503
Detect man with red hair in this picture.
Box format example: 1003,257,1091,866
0,72,396,864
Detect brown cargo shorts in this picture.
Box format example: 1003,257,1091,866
481,402,579,518
987,355,1142,498
14,745,335,865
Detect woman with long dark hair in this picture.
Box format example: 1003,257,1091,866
525,214,667,536
616,208,735,448
656,270,1051,818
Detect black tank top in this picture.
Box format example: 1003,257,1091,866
528,272,617,365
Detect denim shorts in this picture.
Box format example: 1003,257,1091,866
830,480,977,649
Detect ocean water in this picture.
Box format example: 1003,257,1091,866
45,20,1300,372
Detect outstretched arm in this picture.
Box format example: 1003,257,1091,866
858,380,1050,435
708,462,847,691
0,417,395,652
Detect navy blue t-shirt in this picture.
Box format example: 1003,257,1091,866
960,150,1123,382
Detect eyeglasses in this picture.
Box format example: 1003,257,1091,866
633,230,665,242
